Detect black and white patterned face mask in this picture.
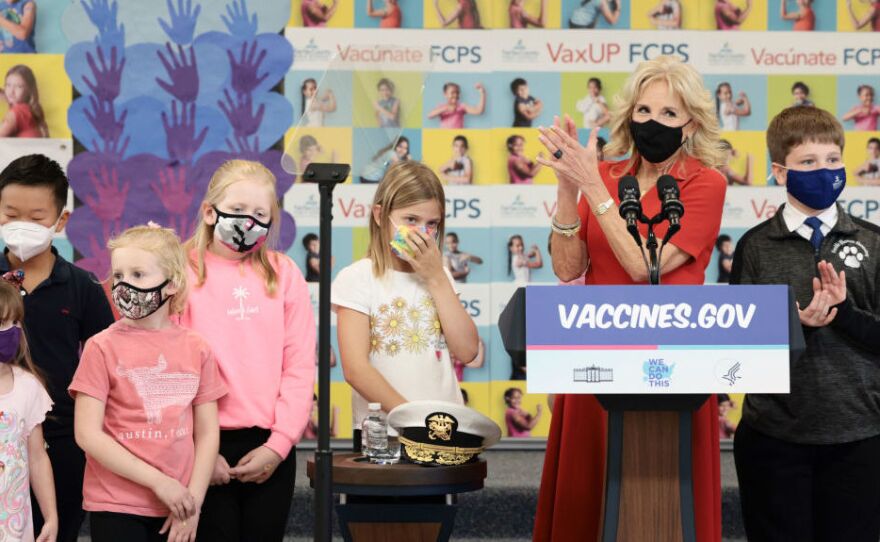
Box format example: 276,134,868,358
112,280,170,320
213,206,271,254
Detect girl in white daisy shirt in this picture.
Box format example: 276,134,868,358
332,161,480,438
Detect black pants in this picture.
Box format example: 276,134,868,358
196,428,296,542
32,435,86,542
734,421,880,542
91,512,166,542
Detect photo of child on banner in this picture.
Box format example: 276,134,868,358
285,52,430,185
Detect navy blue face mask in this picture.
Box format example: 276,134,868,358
780,166,846,210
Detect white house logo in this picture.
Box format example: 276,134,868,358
574,365,614,383
502,40,540,63
295,38,333,63
708,42,746,66
832,240,869,269
500,194,539,219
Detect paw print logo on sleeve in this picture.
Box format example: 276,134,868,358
833,241,870,270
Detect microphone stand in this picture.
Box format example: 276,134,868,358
305,163,350,542
640,214,665,286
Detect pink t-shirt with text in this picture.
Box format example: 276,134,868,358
69,321,226,517
179,250,316,459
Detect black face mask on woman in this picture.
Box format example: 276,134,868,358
629,118,691,164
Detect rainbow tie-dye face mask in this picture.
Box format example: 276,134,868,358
389,220,437,259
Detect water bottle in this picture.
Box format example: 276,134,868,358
361,403,388,461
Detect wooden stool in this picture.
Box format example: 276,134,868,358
307,453,487,542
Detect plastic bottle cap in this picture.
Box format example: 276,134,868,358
368,402,382,410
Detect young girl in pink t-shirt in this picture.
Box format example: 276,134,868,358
179,160,316,541
70,225,225,542
503,387,542,438
427,82,486,129
842,84,880,131
0,278,57,542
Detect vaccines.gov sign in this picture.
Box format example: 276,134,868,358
525,285,790,394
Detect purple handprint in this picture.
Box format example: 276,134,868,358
226,41,268,97
83,46,125,103
161,100,208,163
85,96,127,146
156,43,199,104
221,0,257,38
91,135,130,160
225,134,261,156
218,89,265,138
158,0,202,46
85,165,130,241
150,166,195,236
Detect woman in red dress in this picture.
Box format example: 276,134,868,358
533,55,727,542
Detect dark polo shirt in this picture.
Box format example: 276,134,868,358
1,248,114,439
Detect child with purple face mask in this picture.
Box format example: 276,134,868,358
180,160,315,542
70,225,225,542
332,161,479,447
0,278,57,542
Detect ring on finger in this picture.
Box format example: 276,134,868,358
553,149,563,159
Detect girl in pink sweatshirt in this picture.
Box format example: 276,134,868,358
179,160,316,541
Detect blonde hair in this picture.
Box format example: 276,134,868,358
0,280,45,388
368,161,446,277
108,225,189,315
604,56,726,176
186,160,281,296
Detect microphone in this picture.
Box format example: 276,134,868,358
656,175,684,244
617,175,642,247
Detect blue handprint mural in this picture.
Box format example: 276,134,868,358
63,0,295,277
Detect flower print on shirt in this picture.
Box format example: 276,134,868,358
369,295,444,357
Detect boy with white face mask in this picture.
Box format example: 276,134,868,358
0,154,115,542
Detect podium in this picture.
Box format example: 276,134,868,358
499,285,804,542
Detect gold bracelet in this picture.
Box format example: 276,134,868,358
594,198,615,216
552,214,580,231
551,216,581,238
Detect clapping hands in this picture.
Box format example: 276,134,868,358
797,260,846,327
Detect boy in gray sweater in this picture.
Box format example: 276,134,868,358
731,106,880,542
